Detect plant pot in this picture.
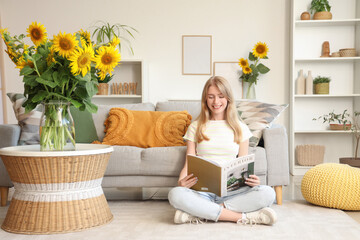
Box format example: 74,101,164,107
339,157,360,168
314,83,329,94
329,124,352,130
313,11,332,20
97,83,109,95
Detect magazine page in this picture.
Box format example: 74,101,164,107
222,154,255,196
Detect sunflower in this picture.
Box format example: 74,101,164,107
52,32,78,58
78,29,91,47
69,45,95,76
94,46,121,75
46,48,56,66
252,42,269,59
110,37,120,48
97,70,107,81
16,56,34,70
238,58,249,68
27,22,47,46
243,66,252,75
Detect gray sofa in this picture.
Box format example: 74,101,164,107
0,101,289,206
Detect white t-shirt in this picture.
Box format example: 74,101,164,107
183,120,252,165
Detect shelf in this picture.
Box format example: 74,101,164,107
295,94,360,98
295,130,352,134
295,19,360,27
295,57,360,62
93,95,142,99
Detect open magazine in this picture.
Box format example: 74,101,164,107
187,154,255,197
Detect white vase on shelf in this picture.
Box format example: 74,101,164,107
306,70,313,94
296,69,305,95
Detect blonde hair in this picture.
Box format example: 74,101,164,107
195,76,243,144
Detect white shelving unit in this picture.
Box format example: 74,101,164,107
92,59,146,105
290,0,360,175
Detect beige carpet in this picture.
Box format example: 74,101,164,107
0,200,359,240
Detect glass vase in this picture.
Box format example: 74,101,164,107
243,81,256,99
40,101,76,151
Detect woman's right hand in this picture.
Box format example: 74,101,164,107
178,174,198,188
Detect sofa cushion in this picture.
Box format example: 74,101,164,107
105,146,187,177
7,93,43,145
251,146,267,176
236,101,288,147
105,146,143,175
156,101,201,121
70,106,98,143
93,103,156,141
100,108,191,148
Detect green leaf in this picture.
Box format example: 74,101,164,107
32,90,48,102
249,52,257,61
23,75,38,87
84,99,98,113
20,66,34,76
70,99,82,108
257,63,270,74
32,53,42,62
75,72,91,82
85,82,97,97
75,86,88,98
36,77,58,88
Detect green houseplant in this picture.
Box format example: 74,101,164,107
313,109,351,130
310,0,332,20
340,111,360,166
313,76,331,94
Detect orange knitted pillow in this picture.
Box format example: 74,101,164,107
100,108,192,148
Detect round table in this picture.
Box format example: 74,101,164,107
0,144,113,234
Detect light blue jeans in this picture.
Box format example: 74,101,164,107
168,185,275,222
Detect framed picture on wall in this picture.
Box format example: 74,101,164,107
182,35,212,75
213,61,243,99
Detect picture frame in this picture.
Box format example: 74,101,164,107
213,61,243,99
182,35,212,75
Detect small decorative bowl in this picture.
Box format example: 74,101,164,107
331,52,340,57
339,48,356,57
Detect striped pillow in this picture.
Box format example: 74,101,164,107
236,101,288,147
7,93,43,145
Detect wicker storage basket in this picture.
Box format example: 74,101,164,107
296,145,325,166
339,48,356,57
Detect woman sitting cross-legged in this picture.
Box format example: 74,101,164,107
168,76,277,225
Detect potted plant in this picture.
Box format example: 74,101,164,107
310,0,332,20
313,109,351,130
340,111,360,167
91,21,138,94
313,76,331,94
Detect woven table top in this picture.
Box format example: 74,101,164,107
0,144,113,157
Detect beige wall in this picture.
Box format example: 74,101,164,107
0,0,290,127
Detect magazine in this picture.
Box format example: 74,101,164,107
187,154,255,197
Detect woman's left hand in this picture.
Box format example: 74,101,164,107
245,175,260,187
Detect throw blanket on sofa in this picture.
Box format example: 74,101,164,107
94,108,192,148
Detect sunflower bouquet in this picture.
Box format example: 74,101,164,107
0,22,121,150
238,42,270,99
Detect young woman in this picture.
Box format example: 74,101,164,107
168,76,276,225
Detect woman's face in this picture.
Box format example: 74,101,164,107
206,85,228,120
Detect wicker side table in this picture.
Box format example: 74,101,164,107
0,144,113,234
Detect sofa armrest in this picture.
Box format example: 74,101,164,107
0,124,20,187
263,124,289,186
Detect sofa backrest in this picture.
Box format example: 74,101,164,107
156,101,201,121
